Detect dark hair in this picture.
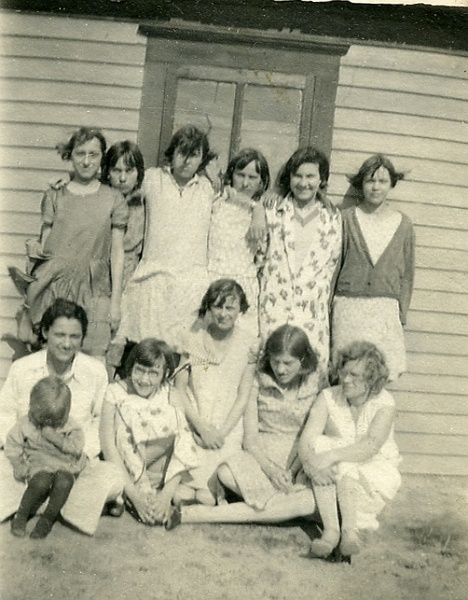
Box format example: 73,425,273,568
164,125,216,172
57,127,107,167
259,324,318,379
198,279,249,318
102,140,145,191
277,147,330,205
29,376,71,429
348,154,404,190
224,148,270,200
40,299,88,339
335,341,389,396
125,338,177,382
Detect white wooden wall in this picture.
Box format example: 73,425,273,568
329,45,468,476
0,12,146,380
1,12,467,474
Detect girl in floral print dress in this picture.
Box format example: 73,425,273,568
258,147,342,382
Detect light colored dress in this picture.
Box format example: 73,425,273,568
118,167,215,348
180,323,258,490
105,382,198,496
227,371,320,510
259,195,342,378
208,188,261,331
26,184,128,356
313,385,401,531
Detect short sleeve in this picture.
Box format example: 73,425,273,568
40,189,57,226
248,337,261,364
111,190,129,230
104,383,123,408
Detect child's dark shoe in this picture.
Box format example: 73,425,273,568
164,505,181,531
30,516,54,539
10,514,27,537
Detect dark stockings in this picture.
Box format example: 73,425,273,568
11,470,75,539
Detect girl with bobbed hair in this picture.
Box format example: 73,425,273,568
208,148,271,332
299,340,401,559
100,337,198,528
174,279,258,506
102,140,147,284
258,146,342,380
332,153,415,380
116,125,218,349
24,126,127,358
182,324,321,525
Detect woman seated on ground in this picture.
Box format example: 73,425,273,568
299,341,401,559
0,298,123,536
174,279,258,506
182,324,319,524
99,338,198,528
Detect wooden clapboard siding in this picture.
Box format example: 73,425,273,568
331,44,468,476
0,12,146,382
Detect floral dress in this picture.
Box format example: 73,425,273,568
312,385,401,530
105,382,198,496
227,371,320,510
259,195,341,378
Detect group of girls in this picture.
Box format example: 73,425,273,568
3,123,415,558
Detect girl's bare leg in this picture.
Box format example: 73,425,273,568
309,484,340,557
336,476,361,556
181,488,316,524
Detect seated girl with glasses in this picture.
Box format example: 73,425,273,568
298,341,401,559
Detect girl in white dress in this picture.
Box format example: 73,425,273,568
208,148,270,332
299,341,401,559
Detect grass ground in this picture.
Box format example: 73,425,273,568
1,474,466,600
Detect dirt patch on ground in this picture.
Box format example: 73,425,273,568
1,474,467,600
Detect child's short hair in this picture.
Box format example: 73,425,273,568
224,148,270,199
29,377,71,429
198,279,249,318
164,125,216,172
259,324,318,379
125,338,177,381
57,127,107,167
102,140,145,190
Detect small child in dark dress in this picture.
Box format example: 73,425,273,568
5,377,87,539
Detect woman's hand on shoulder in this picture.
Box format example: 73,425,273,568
49,174,71,190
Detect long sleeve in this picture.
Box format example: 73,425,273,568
0,362,23,448
4,420,26,468
41,421,85,458
399,224,416,325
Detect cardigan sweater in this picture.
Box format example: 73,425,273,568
334,207,415,325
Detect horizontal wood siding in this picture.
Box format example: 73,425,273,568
0,12,146,381
330,45,468,476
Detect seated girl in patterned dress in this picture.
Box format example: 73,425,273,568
100,339,198,528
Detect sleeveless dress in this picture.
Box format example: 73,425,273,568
313,385,401,530
226,371,320,510
179,324,258,491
